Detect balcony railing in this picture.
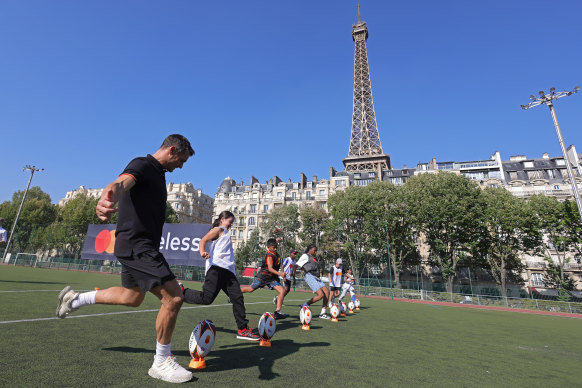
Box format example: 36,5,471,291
564,263,582,271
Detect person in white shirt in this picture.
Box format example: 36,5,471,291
328,258,343,306
273,249,297,307
0,218,7,244
339,267,356,304
182,210,259,341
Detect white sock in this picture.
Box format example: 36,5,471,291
320,307,326,315
71,291,97,309
155,341,172,364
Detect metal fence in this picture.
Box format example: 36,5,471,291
4,254,580,316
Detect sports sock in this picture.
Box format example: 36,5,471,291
301,303,308,308
155,341,172,364
71,290,97,309
331,296,335,304
351,295,356,302
320,307,326,315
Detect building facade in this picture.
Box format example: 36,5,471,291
60,182,214,224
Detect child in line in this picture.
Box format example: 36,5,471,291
338,267,356,304
328,258,343,306
273,249,297,307
182,210,259,341
296,244,330,319
241,238,289,319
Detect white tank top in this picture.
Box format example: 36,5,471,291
206,226,236,275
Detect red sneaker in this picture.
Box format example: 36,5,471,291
236,327,260,341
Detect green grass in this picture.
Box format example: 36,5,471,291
1,266,581,387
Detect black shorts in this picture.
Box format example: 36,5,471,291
117,250,176,294
330,286,341,292
283,279,292,289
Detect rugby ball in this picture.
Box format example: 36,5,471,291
299,306,312,325
258,312,277,339
348,301,355,311
330,303,340,319
189,320,216,358
341,301,347,313
355,299,361,308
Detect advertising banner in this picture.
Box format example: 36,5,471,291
81,223,211,266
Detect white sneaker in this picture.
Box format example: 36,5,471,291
56,286,79,319
148,355,192,383
318,314,331,320
273,295,277,305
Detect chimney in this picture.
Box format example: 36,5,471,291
542,152,549,159
313,175,318,182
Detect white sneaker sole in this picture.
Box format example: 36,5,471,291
236,335,260,341
148,367,192,383
56,286,78,319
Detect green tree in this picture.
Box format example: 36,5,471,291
260,204,300,255
55,194,102,257
234,228,262,272
479,187,538,297
527,194,575,299
298,204,335,264
165,202,180,223
407,173,485,293
328,186,369,277
0,187,57,253
364,181,419,288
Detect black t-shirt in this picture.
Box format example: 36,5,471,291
114,154,167,257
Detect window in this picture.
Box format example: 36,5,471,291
508,171,518,180
523,161,534,168
320,203,326,209
307,182,312,188
556,159,566,166
239,217,245,226
252,193,258,199
277,192,283,198
554,185,560,190
231,229,236,237
527,170,543,179
547,170,555,179
250,204,257,213
354,173,361,178
531,273,544,287
319,190,325,196
238,230,243,238
292,192,297,200
249,217,255,226
263,217,268,223
369,172,375,177
335,180,346,187
306,191,311,200
263,205,269,212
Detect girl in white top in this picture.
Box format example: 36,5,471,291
182,211,259,341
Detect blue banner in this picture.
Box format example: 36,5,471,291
81,223,211,266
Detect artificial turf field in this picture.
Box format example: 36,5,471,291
1,266,581,387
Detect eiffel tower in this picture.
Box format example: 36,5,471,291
342,5,391,172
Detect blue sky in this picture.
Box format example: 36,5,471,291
1,0,581,204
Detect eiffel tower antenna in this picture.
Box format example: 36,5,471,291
343,4,391,172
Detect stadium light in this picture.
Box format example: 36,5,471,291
2,166,44,261
521,86,582,222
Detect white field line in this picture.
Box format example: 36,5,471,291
0,299,305,325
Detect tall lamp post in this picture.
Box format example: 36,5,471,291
521,86,582,221
2,165,44,260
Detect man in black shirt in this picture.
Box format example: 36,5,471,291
56,134,195,384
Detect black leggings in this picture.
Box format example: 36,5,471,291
183,265,249,330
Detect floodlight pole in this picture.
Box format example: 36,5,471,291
521,86,582,222
2,165,44,261
385,223,393,300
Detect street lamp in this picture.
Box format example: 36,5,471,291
521,86,582,222
2,165,44,261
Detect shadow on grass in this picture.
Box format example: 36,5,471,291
104,339,330,380
0,280,66,285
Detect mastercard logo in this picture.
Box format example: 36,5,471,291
336,272,341,276
95,229,116,253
